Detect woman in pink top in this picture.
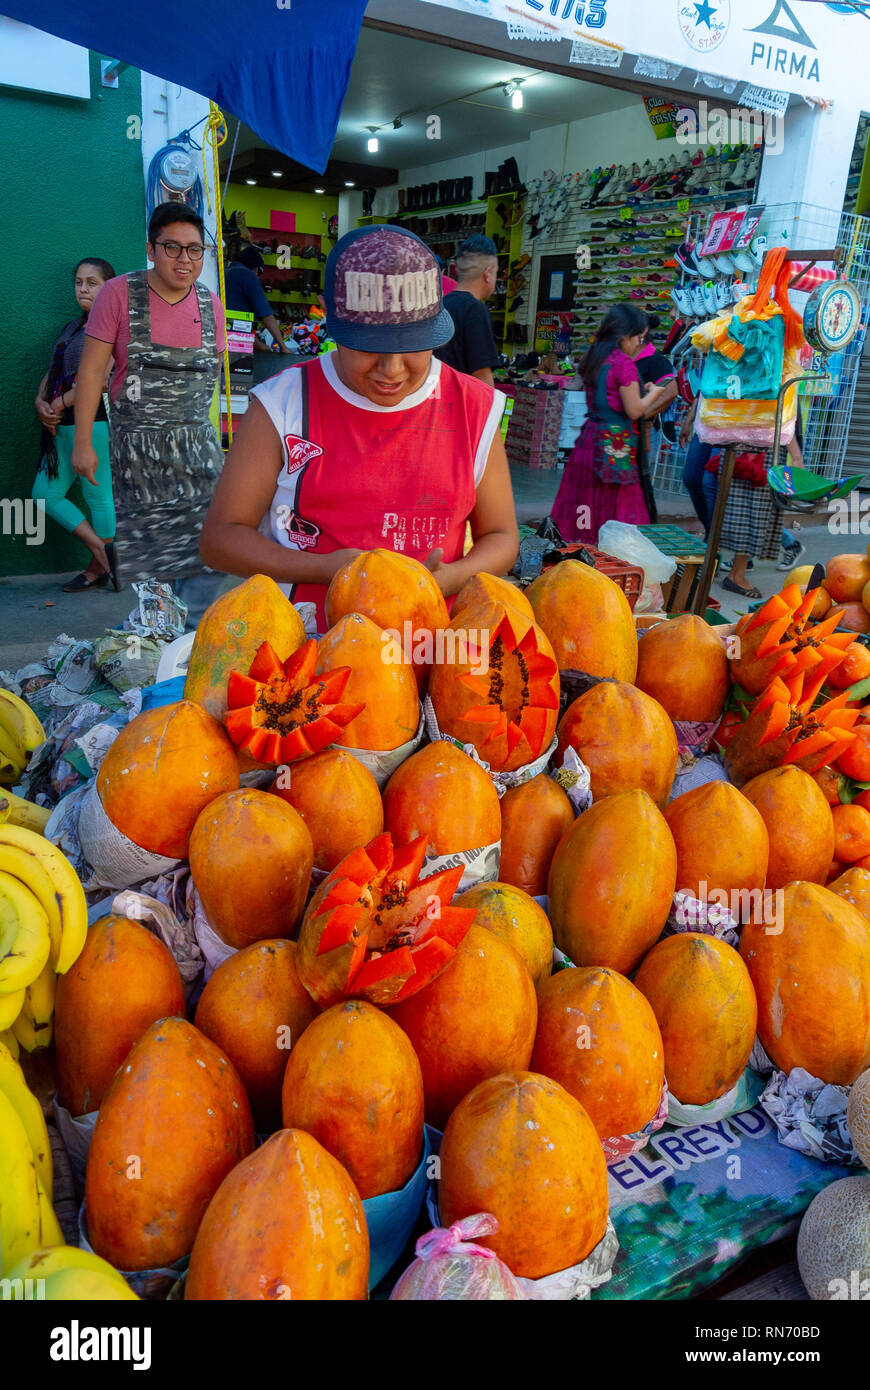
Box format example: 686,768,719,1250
552,305,673,544
201,225,519,630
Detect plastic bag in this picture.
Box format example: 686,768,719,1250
390,1213,525,1300
597,521,677,585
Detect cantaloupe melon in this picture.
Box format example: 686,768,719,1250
847,1069,870,1170
796,1175,870,1300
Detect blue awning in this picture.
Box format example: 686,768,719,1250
4,0,368,173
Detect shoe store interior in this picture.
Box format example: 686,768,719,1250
219,22,870,517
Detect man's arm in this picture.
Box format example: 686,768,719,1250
262,313,292,353
199,397,360,584
472,367,495,387
72,336,114,483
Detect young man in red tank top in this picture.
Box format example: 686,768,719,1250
199,224,519,630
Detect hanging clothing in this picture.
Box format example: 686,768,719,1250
107,271,224,585
552,349,648,544
253,352,503,630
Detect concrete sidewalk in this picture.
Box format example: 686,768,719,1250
0,574,133,674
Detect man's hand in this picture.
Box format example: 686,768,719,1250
326,548,364,577
71,444,100,485
678,421,692,450
423,547,456,596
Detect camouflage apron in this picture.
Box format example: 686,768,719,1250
109,270,224,584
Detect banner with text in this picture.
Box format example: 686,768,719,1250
419,0,865,102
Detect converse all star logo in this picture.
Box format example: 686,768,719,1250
678,0,731,54
283,436,324,475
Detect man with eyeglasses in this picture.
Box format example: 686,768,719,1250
71,202,228,619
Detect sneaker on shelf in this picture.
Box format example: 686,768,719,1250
702,281,720,314
732,248,756,273
777,540,807,571
675,242,702,275
713,253,736,275
748,235,768,268
690,284,708,316
672,285,694,315
716,280,733,308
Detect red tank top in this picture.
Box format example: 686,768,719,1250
254,353,504,630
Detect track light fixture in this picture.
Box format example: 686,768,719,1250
366,125,379,153
393,117,403,130
504,81,524,110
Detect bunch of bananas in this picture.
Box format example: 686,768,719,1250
0,689,45,789
0,824,87,1053
0,1038,62,1273
0,1039,138,1296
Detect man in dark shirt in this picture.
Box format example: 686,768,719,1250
435,235,499,386
225,244,292,383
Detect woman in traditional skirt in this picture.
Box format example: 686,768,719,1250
703,448,781,600
551,305,674,544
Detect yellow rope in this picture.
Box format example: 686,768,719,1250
203,103,234,446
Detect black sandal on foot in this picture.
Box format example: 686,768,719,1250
720,575,762,599
62,571,109,593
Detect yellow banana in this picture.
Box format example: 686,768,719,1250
5,1245,133,1288
0,826,86,975
41,1267,139,1300
11,1008,51,1053
35,1172,62,1249
0,871,51,994
0,1029,19,1061
0,987,24,1031
0,1040,52,1199
0,690,45,753
0,1087,42,1275
23,960,55,1030
0,844,62,967
0,790,50,834
0,725,25,777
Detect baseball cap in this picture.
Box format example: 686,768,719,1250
323,224,455,352
235,243,265,272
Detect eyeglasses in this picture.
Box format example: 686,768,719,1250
155,240,205,261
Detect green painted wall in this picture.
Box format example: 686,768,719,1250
0,52,144,577
225,184,338,239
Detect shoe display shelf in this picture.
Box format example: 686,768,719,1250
510,146,760,354
393,202,488,271
567,182,760,351
246,225,327,308
485,191,526,355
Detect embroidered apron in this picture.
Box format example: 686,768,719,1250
588,363,639,487
109,271,224,583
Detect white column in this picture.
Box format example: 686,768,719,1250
139,73,218,294
757,99,861,247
